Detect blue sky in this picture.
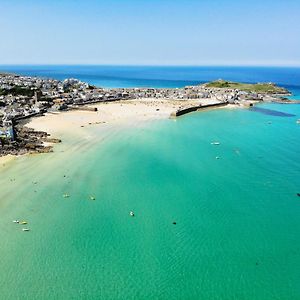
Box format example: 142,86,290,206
0,0,300,66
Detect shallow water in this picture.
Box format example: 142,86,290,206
0,102,299,299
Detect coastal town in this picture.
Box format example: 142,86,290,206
0,72,292,157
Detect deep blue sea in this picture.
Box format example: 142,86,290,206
0,65,300,99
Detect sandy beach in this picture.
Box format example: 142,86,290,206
0,98,219,165
27,98,212,137
0,98,236,166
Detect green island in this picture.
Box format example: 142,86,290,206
204,79,289,94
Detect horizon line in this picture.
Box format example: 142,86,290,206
1,63,300,68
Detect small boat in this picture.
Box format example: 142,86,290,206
90,196,96,200
130,211,135,217
20,221,28,225
63,194,70,198
215,156,220,160
22,228,30,232
297,119,300,124
13,220,19,224
211,142,220,145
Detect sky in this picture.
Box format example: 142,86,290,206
0,0,300,66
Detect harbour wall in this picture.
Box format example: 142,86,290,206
171,102,228,117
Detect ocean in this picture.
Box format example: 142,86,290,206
0,66,300,299
1,65,300,98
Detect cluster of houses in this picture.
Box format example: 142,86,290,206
123,86,263,103
0,74,131,140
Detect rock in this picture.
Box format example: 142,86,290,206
38,146,53,153
0,124,56,157
24,143,37,149
42,138,62,143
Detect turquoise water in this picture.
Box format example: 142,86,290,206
0,66,300,299
0,102,300,299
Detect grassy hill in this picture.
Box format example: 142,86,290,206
204,80,289,94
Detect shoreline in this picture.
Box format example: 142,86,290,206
0,98,258,164
0,98,190,164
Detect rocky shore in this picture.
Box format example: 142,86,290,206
0,124,61,157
